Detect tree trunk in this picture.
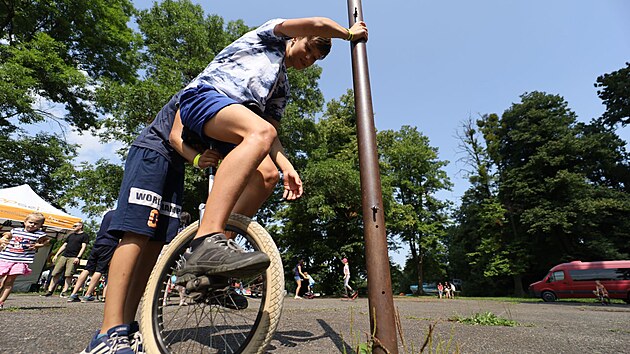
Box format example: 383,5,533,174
416,251,424,295
513,274,525,297
409,237,423,295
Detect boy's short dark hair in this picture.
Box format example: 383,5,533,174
308,36,331,59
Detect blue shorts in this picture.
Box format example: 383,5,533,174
179,84,238,156
108,146,184,242
294,276,301,281
84,244,116,274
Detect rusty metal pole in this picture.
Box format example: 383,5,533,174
346,1,398,353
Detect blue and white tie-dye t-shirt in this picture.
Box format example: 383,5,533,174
185,18,291,121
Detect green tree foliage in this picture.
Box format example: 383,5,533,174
0,132,77,206
0,0,139,216
58,160,124,217
453,91,630,296
277,92,365,295
97,0,248,146
0,0,140,130
449,115,510,295
595,62,630,127
378,126,452,293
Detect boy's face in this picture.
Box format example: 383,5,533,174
285,38,323,70
24,217,44,232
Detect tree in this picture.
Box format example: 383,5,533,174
449,115,509,295
378,126,451,294
0,0,139,215
595,62,630,127
277,92,366,295
1,0,140,130
491,92,629,294
0,132,77,206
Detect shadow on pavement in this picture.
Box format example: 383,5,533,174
269,319,354,353
317,319,354,353
7,306,65,310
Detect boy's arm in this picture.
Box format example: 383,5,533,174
274,17,368,42
169,110,221,169
268,119,303,200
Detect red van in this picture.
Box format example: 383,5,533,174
528,260,630,303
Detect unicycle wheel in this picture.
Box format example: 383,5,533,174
139,214,284,353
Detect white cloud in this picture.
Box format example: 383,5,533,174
68,129,123,165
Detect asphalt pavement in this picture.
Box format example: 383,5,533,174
1,294,629,353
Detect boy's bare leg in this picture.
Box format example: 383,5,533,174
123,240,164,324
231,156,279,218
83,271,102,297
101,232,149,334
70,269,90,296
195,105,276,237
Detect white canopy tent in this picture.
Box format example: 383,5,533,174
0,184,82,291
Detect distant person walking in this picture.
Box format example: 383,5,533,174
42,221,88,297
177,211,192,233
0,213,50,309
594,280,610,305
450,281,456,299
342,258,357,299
303,271,316,294
67,210,118,303
444,281,451,299
293,259,306,299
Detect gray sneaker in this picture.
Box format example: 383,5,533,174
81,295,96,302
176,233,270,278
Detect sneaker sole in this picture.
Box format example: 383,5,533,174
176,256,270,278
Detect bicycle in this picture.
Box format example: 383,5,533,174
139,164,285,353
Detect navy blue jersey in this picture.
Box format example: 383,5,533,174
94,210,119,247
131,92,186,172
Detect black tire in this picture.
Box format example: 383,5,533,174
541,291,557,302
140,214,284,353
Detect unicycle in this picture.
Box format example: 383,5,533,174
139,166,285,353
140,214,284,353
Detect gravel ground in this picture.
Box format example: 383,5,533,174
0,294,628,353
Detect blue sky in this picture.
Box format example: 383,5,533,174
128,0,630,201
56,1,629,265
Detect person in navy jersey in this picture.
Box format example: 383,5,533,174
82,16,368,354
67,210,118,303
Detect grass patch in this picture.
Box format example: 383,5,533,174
609,328,630,334
452,311,519,327
343,306,459,354
406,316,434,321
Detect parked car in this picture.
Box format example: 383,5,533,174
422,283,438,295
409,283,438,295
528,260,630,303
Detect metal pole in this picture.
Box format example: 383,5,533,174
346,1,398,353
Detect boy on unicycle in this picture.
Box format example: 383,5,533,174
82,16,367,354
